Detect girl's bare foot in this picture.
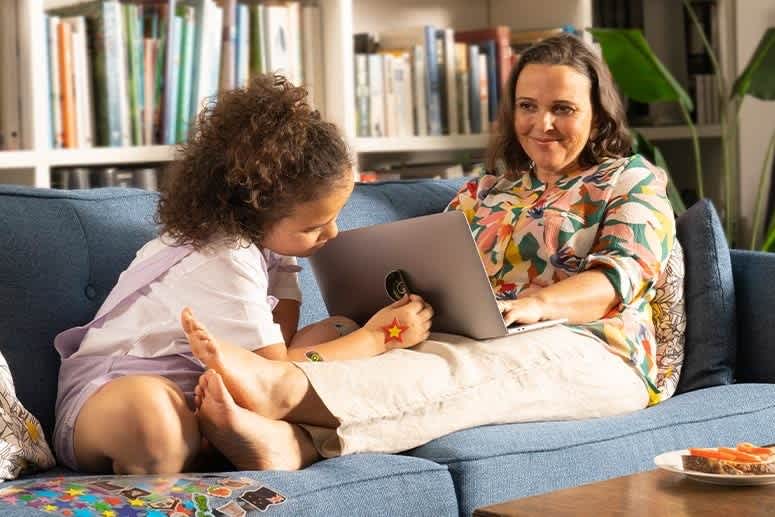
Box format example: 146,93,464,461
196,370,319,471
181,307,305,419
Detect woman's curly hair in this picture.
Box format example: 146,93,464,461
487,33,632,178
156,74,353,249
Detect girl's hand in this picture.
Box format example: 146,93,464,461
497,297,546,326
363,294,433,350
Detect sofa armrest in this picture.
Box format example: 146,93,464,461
731,249,775,383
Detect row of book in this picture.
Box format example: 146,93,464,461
51,165,161,190
358,161,483,183
44,0,323,150
353,25,575,138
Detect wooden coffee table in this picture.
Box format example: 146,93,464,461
474,469,775,516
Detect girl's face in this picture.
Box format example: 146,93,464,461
514,64,594,180
262,175,354,257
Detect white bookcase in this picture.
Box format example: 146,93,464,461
0,0,760,228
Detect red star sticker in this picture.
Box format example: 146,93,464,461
381,317,409,344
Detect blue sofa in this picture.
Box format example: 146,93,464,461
1,179,774,516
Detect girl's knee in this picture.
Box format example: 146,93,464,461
77,376,200,474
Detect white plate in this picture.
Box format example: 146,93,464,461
654,449,775,486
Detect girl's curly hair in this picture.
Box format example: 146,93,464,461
156,74,353,249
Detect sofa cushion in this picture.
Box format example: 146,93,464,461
0,454,457,517
0,186,160,441
407,384,775,515
299,178,466,326
675,199,736,393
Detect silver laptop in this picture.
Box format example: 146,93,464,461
309,211,566,340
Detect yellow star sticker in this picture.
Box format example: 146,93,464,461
42,504,57,512
102,511,116,517
381,317,408,343
65,488,85,496
128,498,145,507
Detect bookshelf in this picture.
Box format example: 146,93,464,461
0,0,762,222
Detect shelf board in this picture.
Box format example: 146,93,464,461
355,134,489,153
0,150,40,170
632,124,723,140
47,145,178,167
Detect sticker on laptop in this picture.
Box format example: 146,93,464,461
385,269,411,301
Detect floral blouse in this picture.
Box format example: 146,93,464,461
447,154,676,405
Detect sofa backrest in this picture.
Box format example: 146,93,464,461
0,186,159,439
0,179,465,440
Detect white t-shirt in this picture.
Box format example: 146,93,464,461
72,237,301,359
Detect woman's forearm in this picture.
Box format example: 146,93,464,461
531,270,618,324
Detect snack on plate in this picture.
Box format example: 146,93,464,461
682,443,775,475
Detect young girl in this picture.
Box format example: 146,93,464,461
53,74,432,475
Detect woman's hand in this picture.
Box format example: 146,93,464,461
363,294,433,350
497,297,546,326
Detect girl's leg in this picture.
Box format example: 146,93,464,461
289,316,360,349
74,375,201,474
182,310,338,428
196,369,320,470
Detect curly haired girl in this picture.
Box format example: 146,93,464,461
53,75,432,475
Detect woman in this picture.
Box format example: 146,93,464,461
180,33,676,471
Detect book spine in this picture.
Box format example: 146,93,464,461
301,5,324,116
482,41,498,122
367,53,384,137
124,4,141,145
219,0,236,91
98,1,127,146
164,15,182,145
47,16,64,148
249,4,264,78
143,38,156,145
57,21,76,148
424,25,441,136
478,53,489,131
443,28,458,135
236,4,249,87
411,44,427,136
354,53,370,137
177,6,195,142
467,44,481,133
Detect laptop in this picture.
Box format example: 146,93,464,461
309,211,566,340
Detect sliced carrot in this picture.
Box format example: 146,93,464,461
737,443,775,456
718,447,764,463
688,448,738,461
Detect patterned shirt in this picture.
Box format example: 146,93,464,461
447,154,675,404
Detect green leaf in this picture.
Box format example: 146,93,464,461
632,131,687,215
587,28,694,110
732,28,775,101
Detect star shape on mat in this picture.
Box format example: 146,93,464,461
381,317,408,344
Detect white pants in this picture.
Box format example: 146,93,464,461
295,325,648,457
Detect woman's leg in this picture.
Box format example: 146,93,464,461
195,369,320,470
73,375,201,474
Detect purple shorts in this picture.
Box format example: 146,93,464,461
53,353,204,470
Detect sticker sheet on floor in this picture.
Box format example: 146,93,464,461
0,473,287,515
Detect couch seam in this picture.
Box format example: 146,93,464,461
436,399,775,466
67,205,93,296
289,465,454,499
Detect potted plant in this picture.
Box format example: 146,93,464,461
588,6,774,249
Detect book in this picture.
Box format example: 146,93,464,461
63,16,95,148
367,53,384,137
454,42,471,134
301,5,324,116
0,0,20,150
57,21,77,148
442,28,459,135
354,53,370,137
176,5,195,142
455,26,511,96
467,44,481,134
219,0,236,91
46,15,64,148
411,44,427,136
249,4,265,78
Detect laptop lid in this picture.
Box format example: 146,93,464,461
309,211,511,339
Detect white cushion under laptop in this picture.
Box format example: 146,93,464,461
309,211,566,340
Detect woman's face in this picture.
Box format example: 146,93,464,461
262,173,354,257
514,64,594,179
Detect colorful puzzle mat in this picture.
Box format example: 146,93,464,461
0,473,287,516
